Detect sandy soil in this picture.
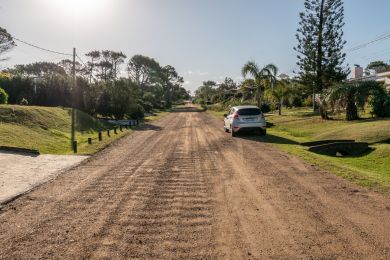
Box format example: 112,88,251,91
0,107,389,259
0,152,88,204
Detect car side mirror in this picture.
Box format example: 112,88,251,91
223,114,228,117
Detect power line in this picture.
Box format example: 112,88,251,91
76,54,87,67
346,33,390,52
13,37,73,56
0,31,73,56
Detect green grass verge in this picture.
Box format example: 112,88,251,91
0,105,169,155
208,106,390,195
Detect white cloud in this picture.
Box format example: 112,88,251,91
184,81,191,85
198,71,209,76
182,70,208,76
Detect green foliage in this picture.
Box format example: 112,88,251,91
303,96,313,107
0,27,16,60
194,81,217,105
1,53,189,120
327,81,387,120
11,62,66,76
0,105,121,154
295,0,349,119
127,104,145,119
0,87,8,104
19,98,28,105
241,62,278,107
366,60,390,74
264,108,390,193
370,88,390,118
295,0,349,91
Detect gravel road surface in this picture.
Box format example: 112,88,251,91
0,107,389,259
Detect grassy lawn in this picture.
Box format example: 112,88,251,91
207,106,390,194
0,105,169,155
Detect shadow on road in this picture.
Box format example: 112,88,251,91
136,124,163,132
172,107,205,113
238,133,299,145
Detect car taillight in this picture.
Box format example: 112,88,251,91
233,112,239,119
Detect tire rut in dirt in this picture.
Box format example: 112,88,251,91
86,112,217,259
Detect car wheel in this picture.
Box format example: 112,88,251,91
259,128,266,136
224,125,229,133
231,126,237,137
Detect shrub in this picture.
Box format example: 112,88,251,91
127,104,145,119
260,103,271,113
290,96,303,107
370,91,390,117
0,87,8,104
20,98,29,106
141,101,154,113
303,96,313,107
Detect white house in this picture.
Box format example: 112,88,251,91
350,65,390,91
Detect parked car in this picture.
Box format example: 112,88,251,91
223,105,266,137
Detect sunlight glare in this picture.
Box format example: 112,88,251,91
55,0,108,17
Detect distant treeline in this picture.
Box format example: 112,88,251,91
0,52,190,119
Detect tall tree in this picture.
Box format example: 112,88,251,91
241,61,278,107
366,60,389,74
127,55,161,89
294,0,349,118
215,77,238,102
110,51,127,79
194,81,217,105
270,79,291,115
0,27,16,62
12,62,66,77
85,50,100,83
159,65,184,107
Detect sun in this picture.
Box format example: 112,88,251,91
55,0,107,16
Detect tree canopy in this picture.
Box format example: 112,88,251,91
294,0,349,118
0,27,16,62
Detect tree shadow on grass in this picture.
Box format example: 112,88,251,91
310,146,375,158
373,138,390,144
238,133,299,145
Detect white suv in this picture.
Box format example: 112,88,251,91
223,106,267,137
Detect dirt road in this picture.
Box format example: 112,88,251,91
0,107,389,259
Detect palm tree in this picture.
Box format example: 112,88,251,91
327,81,383,121
269,79,291,115
241,61,278,107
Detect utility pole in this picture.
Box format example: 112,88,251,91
71,48,76,152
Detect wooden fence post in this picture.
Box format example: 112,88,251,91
107,129,110,137
88,138,92,144
114,127,117,134
98,132,102,141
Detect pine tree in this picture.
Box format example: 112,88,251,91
294,0,349,118
0,27,16,62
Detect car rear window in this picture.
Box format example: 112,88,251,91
237,108,261,116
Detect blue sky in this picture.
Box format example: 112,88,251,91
1,0,390,92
